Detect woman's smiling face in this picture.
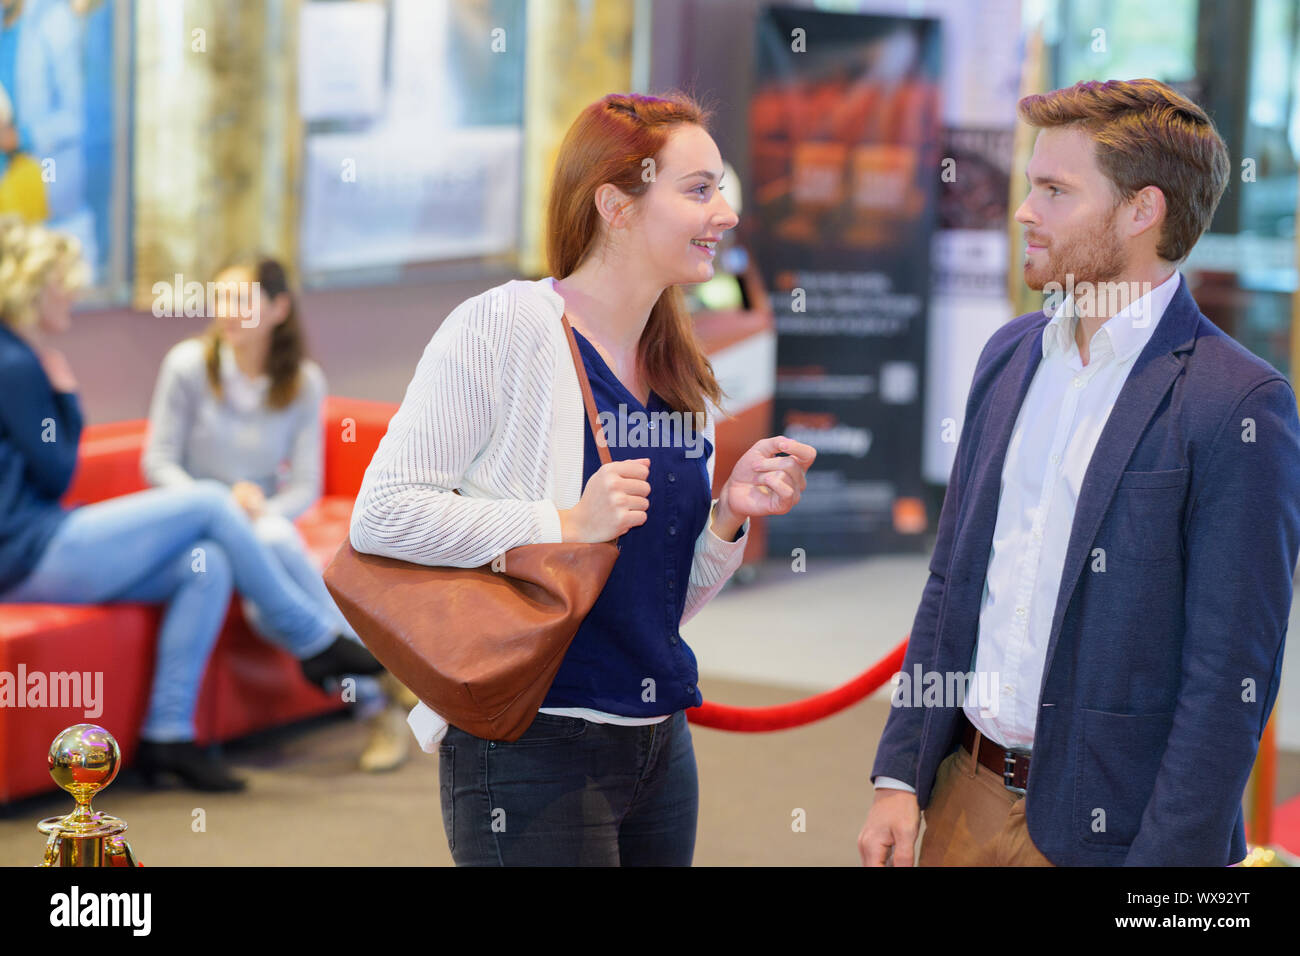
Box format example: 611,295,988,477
600,123,739,287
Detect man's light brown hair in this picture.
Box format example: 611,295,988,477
1018,78,1230,262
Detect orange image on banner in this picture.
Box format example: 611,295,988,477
777,141,849,243
851,144,917,214
893,496,927,534
845,143,923,248
792,141,849,205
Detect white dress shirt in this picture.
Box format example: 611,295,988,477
876,270,1181,792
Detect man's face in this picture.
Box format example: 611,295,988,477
1014,126,1128,292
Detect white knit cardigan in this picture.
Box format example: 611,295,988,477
348,275,750,748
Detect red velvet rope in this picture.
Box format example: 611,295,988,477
686,636,909,732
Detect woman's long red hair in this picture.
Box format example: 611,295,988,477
546,91,729,424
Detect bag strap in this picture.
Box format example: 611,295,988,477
456,315,624,547
561,314,613,469
561,313,626,548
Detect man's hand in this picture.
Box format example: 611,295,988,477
231,480,266,519
0,123,18,154
858,788,921,866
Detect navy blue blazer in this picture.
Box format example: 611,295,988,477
871,277,1300,866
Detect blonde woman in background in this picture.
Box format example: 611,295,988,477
142,255,416,772
0,217,383,791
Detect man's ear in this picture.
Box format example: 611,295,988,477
1127,184,1167,242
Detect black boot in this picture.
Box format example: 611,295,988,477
135,740,246,792
300,634,385,691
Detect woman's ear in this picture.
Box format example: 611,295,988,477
595,184,631,229
269,291,292,325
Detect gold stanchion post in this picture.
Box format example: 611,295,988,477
36,724,140,867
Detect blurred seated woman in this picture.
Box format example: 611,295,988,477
0,217,382,791
141,255,414,772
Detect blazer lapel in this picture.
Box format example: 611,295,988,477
1037,278,1201,695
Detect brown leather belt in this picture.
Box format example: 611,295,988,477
960,712,1031,794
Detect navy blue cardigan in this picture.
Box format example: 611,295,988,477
0,322,80,595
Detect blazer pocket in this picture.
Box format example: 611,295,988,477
1107,468,1189,564
1073,708,1174,847
1116,467,1189,490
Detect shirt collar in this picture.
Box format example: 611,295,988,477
1041,270,1182,365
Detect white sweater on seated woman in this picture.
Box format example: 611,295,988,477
348,275,751,750
141,337,327,521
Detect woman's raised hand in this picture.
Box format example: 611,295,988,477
720,436,816,520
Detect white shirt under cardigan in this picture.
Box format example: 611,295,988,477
876,271,1181,793
347,275,752,752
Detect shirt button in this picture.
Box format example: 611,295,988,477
667,472,676,482
668,525,677,536
1073,378,1083,388
685,685,695,695
1003,684,1014,695
1033,526,1042,540
1050,453,1060,465
1015,607,1026,617
667,579,675,590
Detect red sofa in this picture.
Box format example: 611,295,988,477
0,396,399,803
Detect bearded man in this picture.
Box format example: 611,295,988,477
858,78,1300,867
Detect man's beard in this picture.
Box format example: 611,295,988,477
1023,206,1127,294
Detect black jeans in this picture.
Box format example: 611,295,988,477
438,710,698,865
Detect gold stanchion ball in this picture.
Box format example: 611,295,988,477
47,724,120,805
1239,844,1292,867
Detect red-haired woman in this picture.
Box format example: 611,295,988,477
350,92,816,865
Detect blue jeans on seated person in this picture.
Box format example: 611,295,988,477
438,709,698,865
238,510,384,717
0,481,339,741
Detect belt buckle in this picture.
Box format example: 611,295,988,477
1002,747,1030,795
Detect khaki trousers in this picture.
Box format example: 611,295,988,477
916,744,1055,866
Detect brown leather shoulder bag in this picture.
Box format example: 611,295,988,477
323,314,621,740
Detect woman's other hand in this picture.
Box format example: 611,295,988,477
231,480,267,519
